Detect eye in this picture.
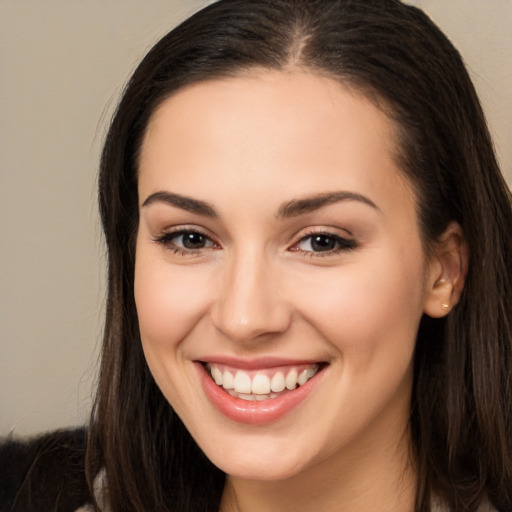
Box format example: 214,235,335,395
176,231,212,249
154,229,218,253
292,231,357,255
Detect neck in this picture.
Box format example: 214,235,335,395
219,421,416,512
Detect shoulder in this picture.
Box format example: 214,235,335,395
0,427,92,512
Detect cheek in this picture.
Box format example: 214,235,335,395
296,251,426,362
134,249,211,351
133,248,215,411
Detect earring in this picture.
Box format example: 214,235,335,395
441,303,449,312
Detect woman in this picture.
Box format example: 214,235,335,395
82,0,512,511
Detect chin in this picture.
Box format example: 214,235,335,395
214,455,309,482
194,428,321,482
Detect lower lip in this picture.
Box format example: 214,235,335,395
197,362,323,425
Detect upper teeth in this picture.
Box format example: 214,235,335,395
208,363,319,395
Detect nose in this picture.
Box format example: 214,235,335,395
210,250,291,344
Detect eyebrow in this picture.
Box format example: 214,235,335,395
276,191,380,218
142,191,217,217
141,190,379,218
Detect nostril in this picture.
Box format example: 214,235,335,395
210,299,291,343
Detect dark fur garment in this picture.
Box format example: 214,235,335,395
0,428,91,512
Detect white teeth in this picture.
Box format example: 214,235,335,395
211,365,223,385
307,367,317,379
223,370,234,389
270,372,285,392
207,363,321,399
237,393,256,401
285,369,298,390
234,371,252,394
252,374,271,395
297,369,309,386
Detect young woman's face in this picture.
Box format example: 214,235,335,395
135,71,438,481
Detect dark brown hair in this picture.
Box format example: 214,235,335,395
87,1,512,510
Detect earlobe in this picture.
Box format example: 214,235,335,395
423,222,468,318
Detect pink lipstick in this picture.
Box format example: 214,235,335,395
196,360,325,424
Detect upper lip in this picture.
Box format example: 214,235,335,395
198,355,326,370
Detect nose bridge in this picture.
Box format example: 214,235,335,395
211,245,290,343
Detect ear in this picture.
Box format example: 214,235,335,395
423,221,468,318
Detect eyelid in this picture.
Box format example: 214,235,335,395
152,225,220,253
151,224,357,257
289,227,358,256
290,226,354,244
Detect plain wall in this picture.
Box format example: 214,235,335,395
0,1,511,436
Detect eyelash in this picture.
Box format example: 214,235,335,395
153,228,219,256
153,228,357,257
290,230,358,257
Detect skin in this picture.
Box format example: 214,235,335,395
134,70,465,511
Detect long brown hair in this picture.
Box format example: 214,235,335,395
87,1,512,510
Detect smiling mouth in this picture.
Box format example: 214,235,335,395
203,362,323,401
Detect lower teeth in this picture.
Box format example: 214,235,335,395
227,389,284,401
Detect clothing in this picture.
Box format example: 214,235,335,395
0,428,502,512
77,469,109,512
431,496,498,512
0,428,91,512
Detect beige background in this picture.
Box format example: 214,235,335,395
0,1,511,437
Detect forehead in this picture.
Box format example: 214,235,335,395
138,70,415,217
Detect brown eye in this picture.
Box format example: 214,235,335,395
155,229,217,252
295,232,357,254
309,235,337,252
181,232,208,249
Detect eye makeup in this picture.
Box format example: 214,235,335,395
152,225,358,259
